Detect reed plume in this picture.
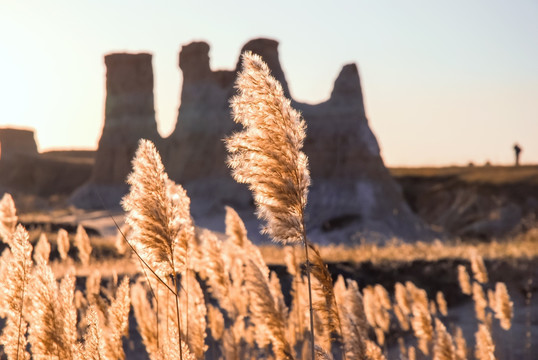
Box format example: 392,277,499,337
406,281,428,309
284,245,305,346
457,265,471,295
75,225,92,267
339,311,367,359
335,279,368,359
487,289,496,312
433,318,456,360
131,281,160,360
345,279,369,337
245,260,293,360
58,271,78,359
494,282,513,330
474,324,495,360
27,262,77,359
226,50,314,358
309,245,342,339
180,270,207,360
395,282,411,316
207,304,224,341
362,287,377,328
0,248,11,317
122,139,191,278
288,270,308,349
411,302,433,355
270,271,288,327
472,282,487,323
81,305,106,360
393,304,409,331
471,252,488,284
436,291,448,317
225,206,269,279
374,285,391,311
200,230,233,314
225,206,248,247
408,346,416,360
104,277,131,360
365,340,386,360
33,233,51,264
430,300,437,316
28,261,62,359
57,228,70,262
285,246,299,277
0,225,33,360
122,139,193,359
0,193,17,245
226,52,310,245
453,326,467,360
86,270,102,306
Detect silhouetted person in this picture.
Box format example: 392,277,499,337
514,143,522,166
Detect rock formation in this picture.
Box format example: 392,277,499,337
92,53,160,184
0,128,93,197
72,53,160,208
0,128,38,158
73,38,432,243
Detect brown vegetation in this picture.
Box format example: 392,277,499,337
0,52,534,360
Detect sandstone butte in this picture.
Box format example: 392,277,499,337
57,39,436,243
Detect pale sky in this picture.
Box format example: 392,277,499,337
1,1,537,166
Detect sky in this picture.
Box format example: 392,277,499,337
1,1,537,166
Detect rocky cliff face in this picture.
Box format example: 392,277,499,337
73,39,432,243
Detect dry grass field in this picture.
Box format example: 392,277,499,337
1,53,536,360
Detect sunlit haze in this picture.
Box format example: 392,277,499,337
1,1,537,166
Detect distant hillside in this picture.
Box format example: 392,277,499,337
392,165,538,239
41,150,96,164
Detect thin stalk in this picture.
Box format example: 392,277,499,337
13,235,35,360
186,269,189,345
293,246,302,343
170,258,183,360
16,259,27,360
302,231,315,360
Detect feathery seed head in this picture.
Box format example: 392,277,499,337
75,224,92,267
494,282,513,330
226,52,310,245
245,260,293,360
472,282,487,323
0,193,17,245
411,302,433,355
457,265,472,295
433,318,456,360
453,326,467,360
33,233,51,264
436,291,448,317
471,252,488,284
57,228,70,262
122,139,193,277
225,206,248,247
474,324,495,360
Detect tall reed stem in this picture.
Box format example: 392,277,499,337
302,229,315,360
16,251,29,360
170,257,183,360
